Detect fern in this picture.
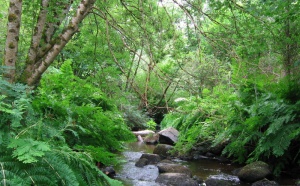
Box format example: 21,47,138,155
8,138,51,164
162,92,228,155
0,69,126,185
220,82,300,174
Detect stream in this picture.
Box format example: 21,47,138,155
115,142,297,186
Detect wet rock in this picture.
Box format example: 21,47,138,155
190,141,211,158
158,127,179,145
135,158,149,167
135,153,161,167
153,144,174,158
205,152,215,157
237,161,272,183
213,156,230,163
159,159,173,164
155,173,198,186
206,174,240,185
157,163,192,177
144,133,160,144
205,177,232,186
251,178,279,186
208,140,229,155
192,175,204,185
140,153,161,164
102,166,116,178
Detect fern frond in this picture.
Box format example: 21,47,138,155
8,138,51,164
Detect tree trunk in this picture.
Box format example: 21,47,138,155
2,0,95,86
3,0,22,83
24,0,96,86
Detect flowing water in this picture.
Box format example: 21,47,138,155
115,142,297,186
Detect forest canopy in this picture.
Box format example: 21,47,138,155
1,0,300,185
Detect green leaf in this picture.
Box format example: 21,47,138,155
8,138,51,163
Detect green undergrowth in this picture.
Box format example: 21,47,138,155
161,86,232,154
218,80,300,175
0,62,134,185
161,78,300,175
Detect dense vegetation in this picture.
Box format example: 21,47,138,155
1,0,300,185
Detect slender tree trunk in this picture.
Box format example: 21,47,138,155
24,0,96,86
283,0,292,78
3,0,22,83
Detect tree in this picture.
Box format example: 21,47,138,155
3,0,96,86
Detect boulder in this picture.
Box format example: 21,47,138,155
208,140,229,155
102,166,116,178
153,144,174,158
158,127,179,145
155,173,199,186
205,177,232,186
237,161,272,183
140,153,161,164
192,175,204,185
135,158,148,167
251,178,279,186
157,163,192,177
143,133,159,144
135,153,162,167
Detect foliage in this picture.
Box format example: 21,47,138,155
0,65,127,185
217,81,300,175
119,104,150,130
146,119,157,131
161,86,230,154
33,60,134,154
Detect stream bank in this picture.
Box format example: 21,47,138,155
114,142,298,186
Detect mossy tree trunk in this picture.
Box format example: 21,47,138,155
3,0,22,83
3,0,96,86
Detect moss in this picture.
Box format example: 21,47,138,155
67,23,75,30
8,13,17,22
19,71,30,84
9,29,16,33
26,59,34,65
14,9,20,15
9,42,15,49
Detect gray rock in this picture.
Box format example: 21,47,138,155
140,153,161,164
251,178,279,186
155,173,198,186
209,140,229,155
237,161,272,183
135,153,162,167
205,177,232,186
153,144,174,158
135,158,149,167
102,166,116,178
158,127,179,145
144,133,160,144
193,175,204,185
157,163,192,177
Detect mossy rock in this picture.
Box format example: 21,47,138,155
237,161,272,183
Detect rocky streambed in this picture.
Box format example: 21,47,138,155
112,128,299,186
